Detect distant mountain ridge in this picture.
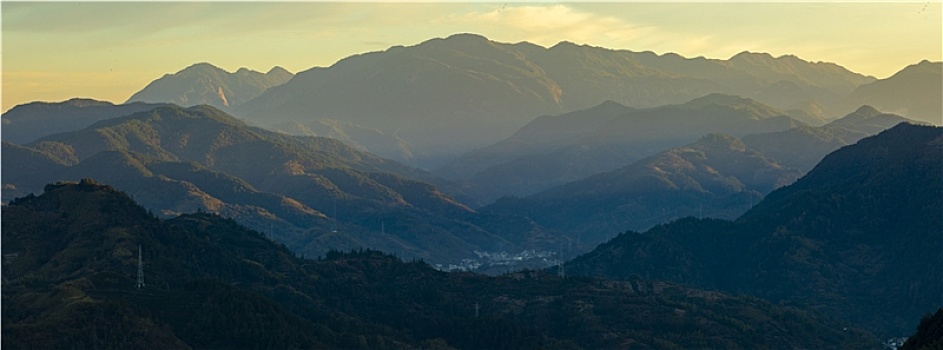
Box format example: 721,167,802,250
127,62,293,111
1,98,168,144
743,105,918,171
481,131,801,249
478,105,914,256
440,94,806,203
1,104,568,266
233,33,876,165
445,97,915,206
566,123,943,336
843,60,942,125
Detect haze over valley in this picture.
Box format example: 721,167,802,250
3,2,941,349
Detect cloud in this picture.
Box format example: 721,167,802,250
445,5,647,48
441,4,761,60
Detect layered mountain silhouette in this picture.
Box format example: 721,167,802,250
2,104,543,264
478,106,912,252
120,37,939,168
231,34,873,165
481,132,800,250
1,180,879,349
843,60,942,125
441,94,805,203
742,105,916,171
566,123,943,337
127,63,293,111
1,98,168,144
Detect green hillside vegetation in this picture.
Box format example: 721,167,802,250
566,123,943,336
2,180,880,349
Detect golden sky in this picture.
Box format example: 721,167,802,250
2,1,941,112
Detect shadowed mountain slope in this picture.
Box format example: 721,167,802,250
1,181,879,349
481,132,801,250
441,95,805,203
566,123,943,336
900,308,943,350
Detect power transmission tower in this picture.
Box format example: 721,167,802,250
332,200,338,233
136,245,145,288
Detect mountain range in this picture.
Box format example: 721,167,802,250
439,94,804,202
0,100,918,267
4,32,941,348
477,105,915,248
1,180,880,349
566,123,943,337
126,63,293,112
2,105,543,265
115,35,939,169
443,95,913,205
481,132,798,249
229,34,884,165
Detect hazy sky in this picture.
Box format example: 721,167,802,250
2,1,941,112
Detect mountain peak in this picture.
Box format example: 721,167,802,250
181,62,227,74
444,32,489,42
266,66,292,76
685,93,755,106
549,40,586,51
128,62,294,111
895,59,942,77
826,105,916,134
730,51,774,61
60,98,116,108
591,100,632,113
414,33,497,52
421,33,493,48
852,105,882,118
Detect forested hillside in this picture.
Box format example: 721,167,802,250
1,180,879,349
